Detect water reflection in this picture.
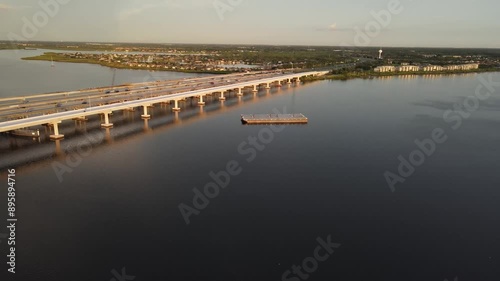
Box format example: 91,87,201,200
0,84,303,170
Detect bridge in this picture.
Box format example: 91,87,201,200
0,70,328,140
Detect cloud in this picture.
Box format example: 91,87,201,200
316,23,352,32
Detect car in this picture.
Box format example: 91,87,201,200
114,90,120,93
56,103,63,107
125,88,130,91
105,90,111,94
25,108,33,113
82,101,88,104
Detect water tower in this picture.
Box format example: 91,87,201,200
378,49,383,60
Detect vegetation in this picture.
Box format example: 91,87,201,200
22,52,232,74
302,68,500,82
8,40,500,76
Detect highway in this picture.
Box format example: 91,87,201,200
0,71,290,121
0,70,328,135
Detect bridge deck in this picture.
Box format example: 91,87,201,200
0,71,327,133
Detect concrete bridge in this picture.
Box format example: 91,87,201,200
0,70,328,140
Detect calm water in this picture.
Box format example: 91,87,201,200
1,67,500,280
0,49,210,98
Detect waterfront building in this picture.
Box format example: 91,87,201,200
376,63,479,73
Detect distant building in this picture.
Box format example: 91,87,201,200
397,65,420,72
422,65,444,71
374,66,396,72
375,63,479,73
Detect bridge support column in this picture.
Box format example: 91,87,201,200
237,88,243,96
198,95,205,106
277,81,282,87
172,100,181,112
101,112,113,128
141,105,151,119
252,85,258,92
265,83,271,89
50,121,64,140
296,77,301,83
219,91,226,101
287,79,292,84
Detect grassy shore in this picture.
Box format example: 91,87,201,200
21,52,232,74
302,68,500,82
22,52,499,79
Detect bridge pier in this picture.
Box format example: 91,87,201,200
172,100,181,112
237,88,243,96
219,91,226,101
287,79,292,84
277,81,282,87
143,118,151,132
265,83,271,89
296,77,301,83
50,121,64,140
141,105,151,119
198,95,205,106
252,85,258,93
101,112,113,128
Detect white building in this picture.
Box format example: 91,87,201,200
375,63,479,73
422,65,444,71
397,65,420,72
374,66,396,72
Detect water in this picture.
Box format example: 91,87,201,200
1,69,500,280
0,49,211,98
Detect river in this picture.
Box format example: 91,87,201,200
0,53,499,280
0,49,211,98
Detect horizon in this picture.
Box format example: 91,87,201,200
2,0,500,49
4,40,500,50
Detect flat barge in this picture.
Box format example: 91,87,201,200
241,114,308,124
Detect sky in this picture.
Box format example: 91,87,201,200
1,0,499,48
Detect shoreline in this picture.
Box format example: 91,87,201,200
20,52,500,79
21,53,233,75
303,68,500,82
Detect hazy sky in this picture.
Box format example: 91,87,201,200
1,0,499,48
